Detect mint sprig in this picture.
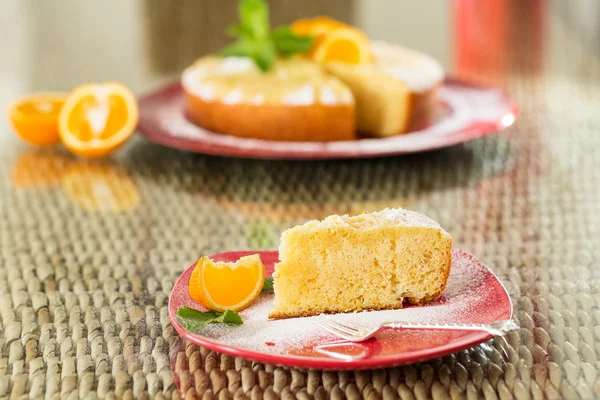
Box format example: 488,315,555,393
220,0,313,72
271,26,313,55
263,277,274,292
177,306,243,331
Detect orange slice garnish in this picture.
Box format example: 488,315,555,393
8,93,68,146
189,255,265,312
290,16,348,57
58,82,139,158
291,16,347,36
313,26,373,65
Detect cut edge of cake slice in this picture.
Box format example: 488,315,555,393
269,208,452,319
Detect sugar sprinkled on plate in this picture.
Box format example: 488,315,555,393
186,253,490,354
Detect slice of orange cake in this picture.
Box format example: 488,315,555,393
269,208,452,319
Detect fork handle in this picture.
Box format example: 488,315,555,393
382,320,518,336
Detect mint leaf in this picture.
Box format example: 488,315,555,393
220,40,257,58
219,309,244,324
220,39,275,72
221,0,315,72
252,40,276,71
238,0,270,39
185,320,210,331
177,307,243,332
263,277,274,292
272,26,314,55
226,24,252,38
177,306,221,321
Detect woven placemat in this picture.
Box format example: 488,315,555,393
2,5,600,400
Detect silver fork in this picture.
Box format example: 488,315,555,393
314,315,519,342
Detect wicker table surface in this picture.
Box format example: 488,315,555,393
1,2,600,399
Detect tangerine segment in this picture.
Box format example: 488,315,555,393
59,82,139,158
189,255,265,312
8,93,68,145
313,27,373,65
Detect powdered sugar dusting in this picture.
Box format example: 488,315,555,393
297,208,451,237
170,249,511,361
370,41,444,92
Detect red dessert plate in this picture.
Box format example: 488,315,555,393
139,79,518,160
169,249,513,370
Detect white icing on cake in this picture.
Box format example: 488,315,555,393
370,41,444,92
320,85,338,105
219,57,256,74
250,94,265,105
340,90,354,104
222,89,244,105
182,66,214,101
277,68,289,80
282,84,315,106
196,85,215,101
183,56,353,106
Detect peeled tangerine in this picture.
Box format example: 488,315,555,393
189,254,265,312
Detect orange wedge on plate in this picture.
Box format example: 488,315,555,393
58,82,139,158
189,255,265,312
8,93,67,146
313,26,373,65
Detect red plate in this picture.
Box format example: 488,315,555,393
168,249,513,370
139,79,518,160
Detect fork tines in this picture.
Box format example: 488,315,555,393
314,315,368,340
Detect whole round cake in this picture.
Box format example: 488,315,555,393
182,6,444,142
183,56,355,142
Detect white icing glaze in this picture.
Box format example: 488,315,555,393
250,94,265,105
282,84,315,106
277,68,289,80
340,90,354,104
181,66,216,101
219,57,256,74
222,89,244,105
370,41,444,92
183,56,351,106
192,84,214,101
320,85,338,105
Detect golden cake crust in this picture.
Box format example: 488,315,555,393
185,92,355,142
268,302,405,320
326,41,444,137
182,55,356,142
404,85,440,133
